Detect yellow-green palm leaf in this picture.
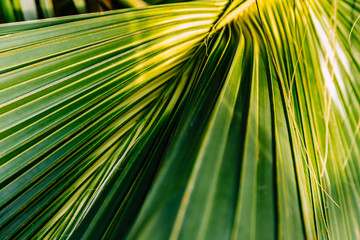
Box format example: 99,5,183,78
0,0,359,239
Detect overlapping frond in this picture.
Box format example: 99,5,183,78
128,0,360,239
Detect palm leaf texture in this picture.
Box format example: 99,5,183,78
0,0,359,239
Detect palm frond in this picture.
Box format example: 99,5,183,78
0,0,359,239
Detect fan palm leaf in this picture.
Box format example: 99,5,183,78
0,0,359,239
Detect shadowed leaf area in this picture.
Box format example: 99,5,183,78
0,0,359,239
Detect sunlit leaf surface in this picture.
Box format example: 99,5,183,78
0,0,359,239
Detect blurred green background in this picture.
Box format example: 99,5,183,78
0,0,196,23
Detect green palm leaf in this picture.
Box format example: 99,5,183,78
0,0,359,239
